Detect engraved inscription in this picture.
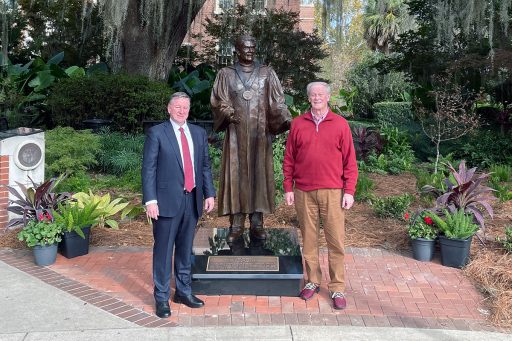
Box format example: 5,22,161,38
206,256,279,272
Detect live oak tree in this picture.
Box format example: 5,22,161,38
99,0,207,80
1,0,208,80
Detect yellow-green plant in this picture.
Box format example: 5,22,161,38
426,209,478,240
72,191,140,229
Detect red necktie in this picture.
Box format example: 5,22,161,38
179,127,194,192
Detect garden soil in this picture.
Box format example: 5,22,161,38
1,173,511,327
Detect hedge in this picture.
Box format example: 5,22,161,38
47,73,172,133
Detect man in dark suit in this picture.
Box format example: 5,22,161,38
142,92,216,318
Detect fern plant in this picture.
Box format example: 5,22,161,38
427,209,479,240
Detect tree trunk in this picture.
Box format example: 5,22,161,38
110,0,206,80
1,3,8,66
434,138,440,174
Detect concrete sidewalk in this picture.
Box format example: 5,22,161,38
1,259,511,341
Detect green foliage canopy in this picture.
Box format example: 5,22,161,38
199,4,328,98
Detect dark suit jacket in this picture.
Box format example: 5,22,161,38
142,121,216,218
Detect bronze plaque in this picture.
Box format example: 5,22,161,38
206,256,279,272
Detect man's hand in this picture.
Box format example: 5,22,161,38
204,197,215,213
229,110,240,124
342,193,354,210
285,192,294,206
146,203,159,220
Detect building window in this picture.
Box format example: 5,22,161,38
249,0,265,11
215,0,234,13
217,41,234,66
301,0,315,6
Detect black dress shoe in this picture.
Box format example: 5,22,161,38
155,301,171,318
173,294,204,308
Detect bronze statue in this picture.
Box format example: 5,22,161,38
211,35,291,244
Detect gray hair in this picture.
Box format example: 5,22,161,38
168,92,190,105
306,82,331,96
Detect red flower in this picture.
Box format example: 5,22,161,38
44,211,53,220
37,213,44,221
423,216,433,225
404,212,409,220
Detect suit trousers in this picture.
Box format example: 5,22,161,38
294,188,346,292
152,192,198,302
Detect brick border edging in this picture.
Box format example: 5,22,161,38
0,248,502,332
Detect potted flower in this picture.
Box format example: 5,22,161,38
406,211,438,261
5,175,71,228
17,210,64,266
53,201,101,259
426,209,479,268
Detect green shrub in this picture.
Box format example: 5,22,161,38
96,130,145,175
45,127,101,177
373,102,413,128
363,126,415,174
346,52,413,119
91,169,142,193
47,73,172,133
355,172,375,202
455,130,512,168
208,144,222,187
496,226,512,253
490,164,512,183
372,193,415,220
273,134,287,205
55,171,92,193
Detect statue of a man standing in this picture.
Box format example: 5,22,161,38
211,35,291,244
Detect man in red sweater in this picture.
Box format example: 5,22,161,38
283,81,358,310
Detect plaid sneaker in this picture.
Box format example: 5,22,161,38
299,282,320,301
331,292,347,310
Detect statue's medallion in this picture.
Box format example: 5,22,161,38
242,90,254,100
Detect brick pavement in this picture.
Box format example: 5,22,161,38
0,246,500,331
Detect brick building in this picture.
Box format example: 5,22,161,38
184,0,317,62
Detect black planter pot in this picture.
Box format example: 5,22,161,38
59,226,91,259
438,234,473,268
411,237,435,261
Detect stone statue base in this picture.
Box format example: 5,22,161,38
191,227,303,296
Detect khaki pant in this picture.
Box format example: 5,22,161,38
295,188,346,292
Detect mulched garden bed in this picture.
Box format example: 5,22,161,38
1,172,511,327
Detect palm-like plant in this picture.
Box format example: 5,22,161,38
422,161,496,234
4,174,71,228
363,0,415,54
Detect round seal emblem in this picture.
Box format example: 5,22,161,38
242,90,254,100
14,140,43,170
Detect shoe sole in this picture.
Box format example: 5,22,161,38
299,287,320,301
333,305,346,310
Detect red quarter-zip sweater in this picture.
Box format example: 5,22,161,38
283,110,358,195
